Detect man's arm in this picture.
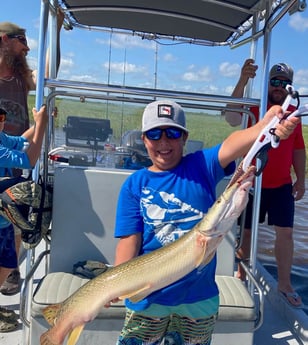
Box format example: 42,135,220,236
224,58,258,127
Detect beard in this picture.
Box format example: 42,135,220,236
2,46,31,89
268,90,286,106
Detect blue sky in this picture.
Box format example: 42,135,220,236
2,1,308,103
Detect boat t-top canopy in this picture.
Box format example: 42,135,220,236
58,0,306,47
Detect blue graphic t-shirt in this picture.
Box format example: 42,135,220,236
0,132,31,228
115,144,235,311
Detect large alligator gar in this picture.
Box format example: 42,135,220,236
40,162,255,345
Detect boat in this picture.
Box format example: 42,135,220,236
1,1,308,344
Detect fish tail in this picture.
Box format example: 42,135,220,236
40,330,61,345
42,303,62,326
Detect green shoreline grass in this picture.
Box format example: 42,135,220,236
28,95,308,176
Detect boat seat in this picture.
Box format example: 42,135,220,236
32,272,255,322
216,275,256,321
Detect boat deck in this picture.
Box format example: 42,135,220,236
1,242,307,345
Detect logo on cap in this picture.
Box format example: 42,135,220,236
158,104,173,118
276,65,285,73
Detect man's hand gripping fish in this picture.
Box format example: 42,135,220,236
40,162,255,345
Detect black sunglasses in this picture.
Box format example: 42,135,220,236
7,34,28,47
145,127,183,140
270,78,291,88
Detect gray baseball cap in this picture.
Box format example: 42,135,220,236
142,100,188,133
270,63,293,82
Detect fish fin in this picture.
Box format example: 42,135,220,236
195,234,208,267
198,235,224,267
120,284,152,303
67,324,85,345
42,304,62,326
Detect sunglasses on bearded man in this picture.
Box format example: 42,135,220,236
7,34,28,47
270,78,292,89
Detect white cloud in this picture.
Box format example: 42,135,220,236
95,38,109,45
69,74,98,82
28,37,38,50
57,56,74,76
219,62,240,78
66,51,75,58
163,53,176,62
103,61,147,74
182,66,211,82
297,86,308,96
205,84,219,94
60,56,74,69
180,83,219,95
294,69,308,86
182,72,198,81
225,85,236,95
289,13,308,32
